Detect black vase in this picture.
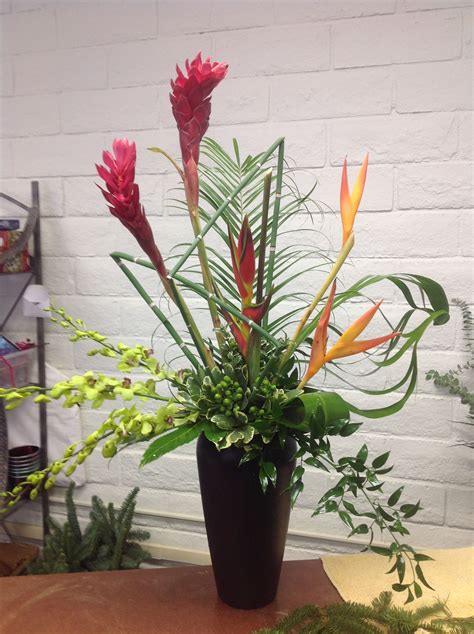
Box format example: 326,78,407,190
196,433,297,609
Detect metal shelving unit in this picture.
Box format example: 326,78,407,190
0,182,49,541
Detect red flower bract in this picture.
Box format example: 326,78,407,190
170,52,228,168
96,138,167,279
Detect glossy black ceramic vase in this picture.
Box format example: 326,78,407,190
196,433,297,609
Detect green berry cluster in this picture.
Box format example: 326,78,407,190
257,377,277,399
205,375,244,417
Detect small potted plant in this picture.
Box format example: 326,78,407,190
0,54,449,608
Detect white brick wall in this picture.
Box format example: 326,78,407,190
1,0,472,558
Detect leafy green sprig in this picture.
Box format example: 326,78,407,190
288,426,432,604
49,305,165,375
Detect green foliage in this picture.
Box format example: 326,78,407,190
253,591,474,633
426,299,474,444
27,485,150,575
291,419,429,603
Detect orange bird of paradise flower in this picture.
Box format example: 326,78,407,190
299,281,399,389
340,153,369,245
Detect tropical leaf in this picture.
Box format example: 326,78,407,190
281,391,350,433
141,423,204,466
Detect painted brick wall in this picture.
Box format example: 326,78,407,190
0,0,472,560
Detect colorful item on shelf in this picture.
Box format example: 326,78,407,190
14,340,35,351
0,336,19,356
0,230,30,273
0,220,20,231
0,349,33,388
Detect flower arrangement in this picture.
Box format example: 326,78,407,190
0,54,449,603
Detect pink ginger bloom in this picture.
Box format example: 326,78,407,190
170,52,228,206
96,138,167,279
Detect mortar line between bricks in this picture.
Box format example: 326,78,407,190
7,9,466,56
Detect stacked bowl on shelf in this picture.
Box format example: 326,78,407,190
8,446,40,487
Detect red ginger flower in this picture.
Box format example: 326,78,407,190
170,53,228,205
96,138,167,280
170,52,228,166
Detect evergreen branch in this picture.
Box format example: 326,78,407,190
253,591,472,633
27,485,150,575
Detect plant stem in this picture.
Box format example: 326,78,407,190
169,276,216,369
256,170,272,304
147,147,184,180
264,139,285,327
183,183,225,352
110,255,202,370
249,169,273,384
113,253,281,347
50,308,160,375
279,233,355,371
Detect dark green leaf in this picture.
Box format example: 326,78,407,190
342,500,358,515
371,546,392,556
349,524,369,536
338,510,354,529
374,466,393,475
372,452,390,469
400,502,421,519
239,449,259,466
290,465,305,487
378,507,395,522
413,553,434,562
415,564,435,590
396,556,406,583
387,486,404,507
259,467,269,494
262,462,277,487
323,500,337,513
356,444,368,464
392,583,408,592
304,456,330,472
367,483,384,492
339,422,361,437
290,480,304,508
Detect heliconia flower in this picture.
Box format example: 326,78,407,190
223,215,272,357
300,283,399,387
301,282,337,384
228,216,255,305
221,296,271,358
170,53,228,206
96,138,167,281
340,153,369,245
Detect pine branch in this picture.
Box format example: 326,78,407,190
65,483,82,544
252,592,473,634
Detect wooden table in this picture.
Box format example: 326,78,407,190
0,559,342,634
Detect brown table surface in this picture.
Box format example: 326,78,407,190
0,559,342,634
